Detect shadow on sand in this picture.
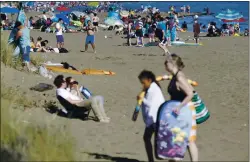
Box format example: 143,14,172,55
85,152,140,162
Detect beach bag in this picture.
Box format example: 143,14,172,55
155,100,192,161
79,86,92,99
59,48,69,53
192,92,210,124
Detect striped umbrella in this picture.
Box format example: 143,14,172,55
216,9,243,20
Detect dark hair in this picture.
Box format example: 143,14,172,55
58,18,63,22
30,37,34,42
159,17,164,21
138,70,161,88
14,21,22,28
65,77,72,86
37,36,42,41
94,13,97,16
53,75,65,88
43,11,46,14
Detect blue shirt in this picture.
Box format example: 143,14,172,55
19,27,31,48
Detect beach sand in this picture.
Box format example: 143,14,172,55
1,13,249,161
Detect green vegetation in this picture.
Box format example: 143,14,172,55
1,85,77,161
0,36,44,69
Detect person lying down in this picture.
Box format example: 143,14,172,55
53,75,110,123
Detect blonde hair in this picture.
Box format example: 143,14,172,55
165,53,185,70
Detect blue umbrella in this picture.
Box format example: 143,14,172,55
216,9,243,20
55,14,69,25
0,7,19,14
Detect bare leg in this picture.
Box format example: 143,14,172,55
61,42,64,48
91,43,96,53
85,44,88,51
188,142,198,162
136,37,139,45
141,37,144,46
57,43,60,48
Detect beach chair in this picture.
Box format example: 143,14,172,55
57,96,91,120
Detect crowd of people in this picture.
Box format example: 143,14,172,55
3,2,249,162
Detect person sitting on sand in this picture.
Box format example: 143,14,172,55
244,28,249,36
81,20,96,53
34,37,49,52
54,75,110,123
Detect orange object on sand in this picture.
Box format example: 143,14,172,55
45,66,82,75
81,69,115,75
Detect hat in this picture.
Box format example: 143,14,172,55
14,21,22,28
194,15,198,19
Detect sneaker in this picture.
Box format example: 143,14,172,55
99,119,110,123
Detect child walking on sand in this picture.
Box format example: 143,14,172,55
137,70,165,162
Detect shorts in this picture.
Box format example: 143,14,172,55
136,29,143,37
56,35,64,43
148,33,155,38
93,22,98,26
20,46,31,62
86,35,95,44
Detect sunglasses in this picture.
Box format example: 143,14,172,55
70,81,78,85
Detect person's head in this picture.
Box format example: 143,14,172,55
58,18,63,23
65,77,78,88
14,21,22,29
30,37,34,42
94,13,97,16
43,11,46,14
53,75,66,88
30,16,33,20
164,53,185,73
159,17,164,22
138,70,160,90
37,36,42,41
42,40,49,45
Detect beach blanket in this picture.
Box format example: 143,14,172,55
155,100,193,161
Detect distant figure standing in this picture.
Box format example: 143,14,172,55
92,13,99,32
81,20,96,53
193,15,200,44
56,18,64,48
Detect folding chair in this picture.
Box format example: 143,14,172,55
57,96,91,120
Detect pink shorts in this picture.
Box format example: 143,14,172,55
148,33,155,38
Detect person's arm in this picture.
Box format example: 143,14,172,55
66,97,82,105
176,74,194,109
15,30,22,41
56,23,60,30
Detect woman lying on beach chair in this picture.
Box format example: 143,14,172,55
54,75,110,123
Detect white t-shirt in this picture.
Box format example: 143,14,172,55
56,88,82,101
42,14,47,20
55,22,63,35
141,82,165,127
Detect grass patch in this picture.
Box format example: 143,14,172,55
1,85,35,109
0,36,45,69
1,85,79,161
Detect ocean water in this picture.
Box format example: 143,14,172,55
121,1,249,31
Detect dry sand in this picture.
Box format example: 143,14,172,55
1,15,249,161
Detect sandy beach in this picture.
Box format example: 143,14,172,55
1,11,249,161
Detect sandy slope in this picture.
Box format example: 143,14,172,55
1,24,249,161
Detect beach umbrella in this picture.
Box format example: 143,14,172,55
71,11,86,17
216,9,243,20
56,6,70,12
87,2,99,8
55,14,69,25
221,17,247,23
0,7,19,14
104,17,124,26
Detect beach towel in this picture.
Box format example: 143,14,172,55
155,100,194,161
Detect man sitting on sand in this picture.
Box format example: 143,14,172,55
53,75,110,123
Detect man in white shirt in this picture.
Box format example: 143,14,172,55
55,18,64,48
53,75,110,123
42,11,47,21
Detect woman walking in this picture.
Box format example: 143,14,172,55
164,53,199,162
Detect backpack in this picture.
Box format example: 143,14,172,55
59,48,69,53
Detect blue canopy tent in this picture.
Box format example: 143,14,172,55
55,13,70,25
0,7,19,14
